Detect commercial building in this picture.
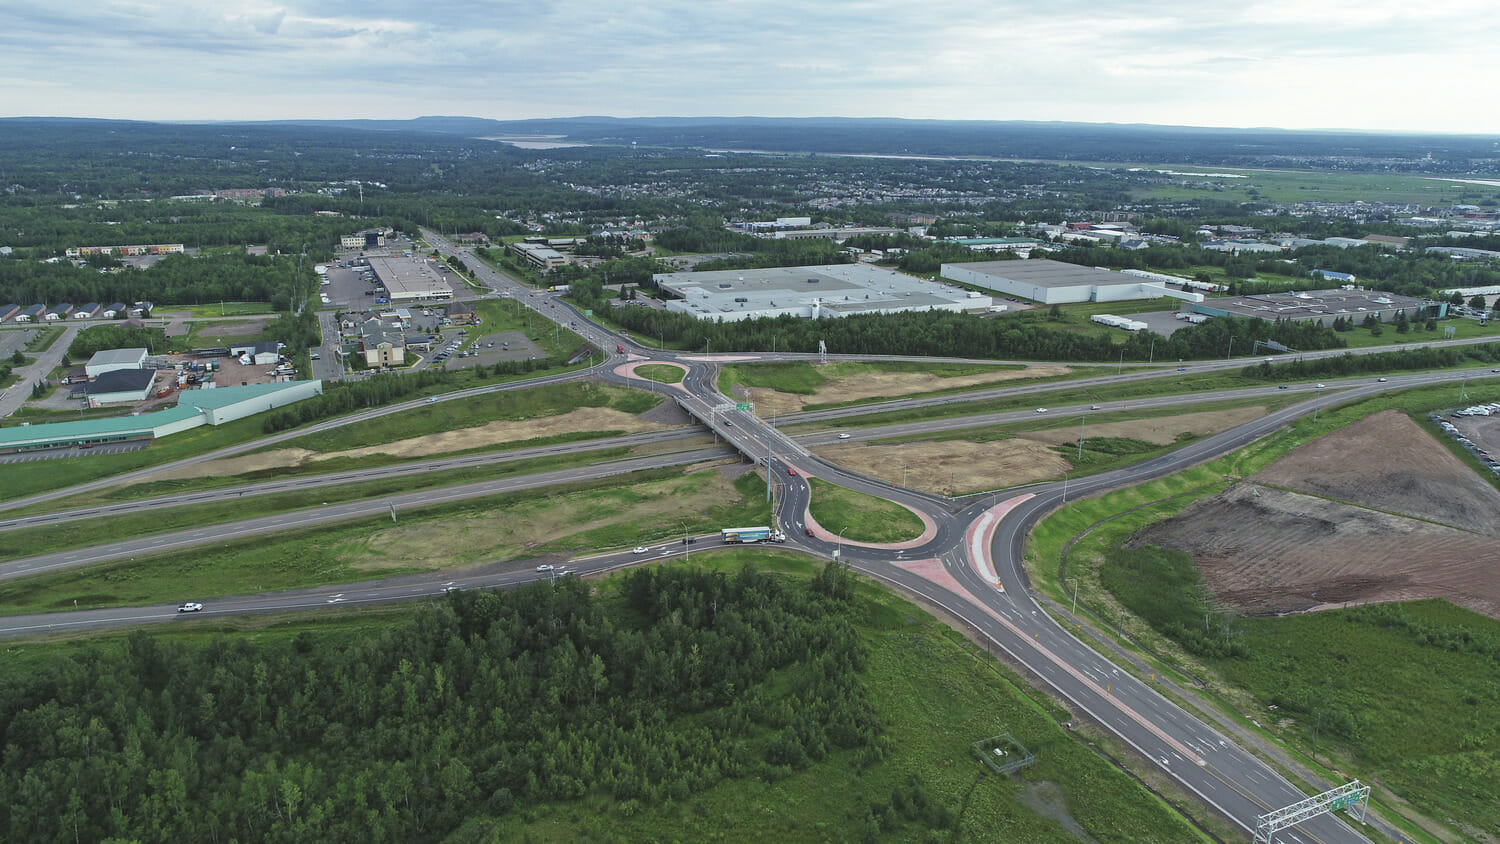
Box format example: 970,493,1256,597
230,341,281,365
774,226,904,241
654,263,991,322
1187,289,1442,327
0,381,323,454
85,348,149,378
508,241,568,271
340,229,387,250
940,259,1205,305
360,318,406,367
368,255,454,302
0,304,18,322
15,305,45,323
73,303,100,319
80,369,157,405
65,244,184,259
45,304,74,321
102,302,128,318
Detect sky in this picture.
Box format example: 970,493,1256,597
6,0,1500,134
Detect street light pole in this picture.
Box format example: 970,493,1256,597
1062,472,1069,503
1077,413,1086,461
681,521,690,563
1066,577,1079,616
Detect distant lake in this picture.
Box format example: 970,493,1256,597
481,135,589,149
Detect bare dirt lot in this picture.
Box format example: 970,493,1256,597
743,364,1073,417
152,407,670,480
1134,410,1500,619
820,406,1268,495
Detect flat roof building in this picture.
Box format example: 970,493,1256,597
85,348,149,378
368,255,454,302
1189,289,1442,327
80,369,157,405
941,259,1205,306
509,241,568,271
654,263,991,322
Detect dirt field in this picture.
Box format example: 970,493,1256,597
821,438,1070,495
820,406,1269,495
1134,410,1500,619
1023,406,1268,447
151,407,670,480
742,364,1073,416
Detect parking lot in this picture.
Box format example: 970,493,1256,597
427,330,543,370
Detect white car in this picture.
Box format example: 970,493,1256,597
1315,383,1326,389
177,602,203,613
1035,408,1048,414
535,564,554,572
837,433,851,439
632,546,648,554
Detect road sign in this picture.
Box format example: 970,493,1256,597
736,402,752,412
584,309,593,316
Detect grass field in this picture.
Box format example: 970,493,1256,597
1109,163,1479,206
718,359,1027,397
1024,380,1500,843
806,478,926,543
633,363,685,384
162,302,276,318
279,381,660,453
0,467,771,615
23,326,64,353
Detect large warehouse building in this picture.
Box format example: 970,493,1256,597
941,259,1205,305
1187,289,1443,326
654,264,991,322
0,381,324,454
368,256,454,303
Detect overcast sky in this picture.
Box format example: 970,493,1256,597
6,0,1499,134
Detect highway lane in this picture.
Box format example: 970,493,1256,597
0,446,736,582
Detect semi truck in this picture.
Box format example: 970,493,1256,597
720,526,785,544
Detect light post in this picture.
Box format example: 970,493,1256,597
1227,335,1235,360
1117,349,1124,375
1077,412,1086,461
1148,336,1156,364
1313,384,1323,423
837,527,848,560
681,521,690,563
1062,471,1069,503
1066,577,1079,616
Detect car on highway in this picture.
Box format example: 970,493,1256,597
1378,377,1388,382
177,602,203,613
805,527,814,536
536,564,554,572
1090,405,1100,410
632,546,648,554
1316,383,1326,389
1035,408,1047,413
787,468,797,476
837,433,851,439
1278,384,1288,389
427,397,439,403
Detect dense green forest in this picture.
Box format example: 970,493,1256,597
0,564,880,842
0,252,312,309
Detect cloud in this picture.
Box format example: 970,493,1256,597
0,0,1498,132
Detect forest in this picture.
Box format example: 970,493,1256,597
0,252,314,311
0,563,879,842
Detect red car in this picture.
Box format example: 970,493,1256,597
804,527,814,537
787,468,797,476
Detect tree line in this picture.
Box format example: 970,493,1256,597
0,563,876,842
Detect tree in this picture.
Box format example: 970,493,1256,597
1470,294,1488,310
8,350,22,365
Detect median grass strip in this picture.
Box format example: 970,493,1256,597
806,478,925,543
0,467,771,615
0,446,637,560
275,381,661,453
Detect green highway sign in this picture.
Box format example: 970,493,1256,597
736,402,752,412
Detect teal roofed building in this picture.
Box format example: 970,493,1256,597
0,380,322,455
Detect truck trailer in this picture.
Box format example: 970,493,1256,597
720,527,785,544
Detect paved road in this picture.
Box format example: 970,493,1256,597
0,323,80,418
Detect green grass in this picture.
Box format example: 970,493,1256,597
0,467,770,615
24,326,64,353
718,359,1028,398
807,478,926,543
1215,601,1500,840
1332,318,1500,349
276,381,661,454
1023,380,1500,843
182,319,271,349
632,363,685,384
1107,163,1471,206
0,446,638,560
162,302,275,318
468,297,587,359
465,550,1211,842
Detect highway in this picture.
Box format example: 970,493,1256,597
4,230,1478,841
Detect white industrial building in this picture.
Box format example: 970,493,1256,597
85,348,148,378
178,381,324,425
368,255,455,302
941,259,1206,306
230,341,281,365
654,264,991,322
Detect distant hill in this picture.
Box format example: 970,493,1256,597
233,115,1500,169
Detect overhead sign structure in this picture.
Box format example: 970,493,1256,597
736,401,753,412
